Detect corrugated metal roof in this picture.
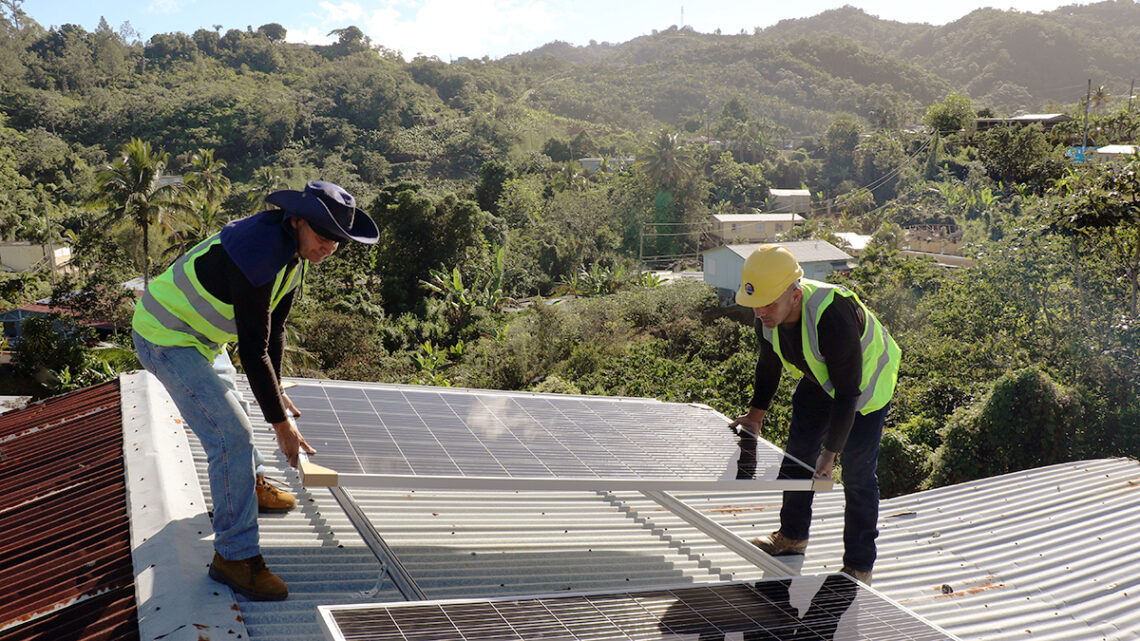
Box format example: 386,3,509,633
0,380,139,641
710,240,852,263
711,213,806,223
609,459,1140,641
202,378,1140,640
19,373,1135,641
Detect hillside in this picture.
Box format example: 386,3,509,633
762,1,1140,110
509,26,950,135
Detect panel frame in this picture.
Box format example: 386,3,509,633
317,575,963,641
289,380,833,492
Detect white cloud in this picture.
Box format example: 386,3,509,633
318,1,368,23
288,0,564,60
146,0,182,16
286,25,336,46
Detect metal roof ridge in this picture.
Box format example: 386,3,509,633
120,371,249,641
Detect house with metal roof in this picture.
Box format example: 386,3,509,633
5,373,1140,640
1093,144,1139,162
974,113,1074,132
702,240,853,304
768,189,812,214
708,213,806,244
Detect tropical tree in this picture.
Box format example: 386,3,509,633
923,92,976,136
184,148,231,208
94,138,184,284
1090,85,1111,114
245,166,281,214
162,148,232,256
1049,157,1140,316
636,129,693,189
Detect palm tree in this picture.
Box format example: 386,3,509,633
636,129,693,189
164,196,224,261
1091,85,1112,114
184,148,231,208
246,166,282,215
94,138,184,285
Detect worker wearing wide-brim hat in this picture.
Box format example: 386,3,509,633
132,180,378,601
729,244,900,585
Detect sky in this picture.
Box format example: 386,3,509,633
25,0,1093,61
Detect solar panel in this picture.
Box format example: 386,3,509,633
286,381,824,491
319,575,960,641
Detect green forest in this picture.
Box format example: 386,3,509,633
2,0,1139,497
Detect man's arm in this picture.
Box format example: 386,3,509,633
731,323,782,435
233,279,290,425
814,297,865,478
232,269,315,466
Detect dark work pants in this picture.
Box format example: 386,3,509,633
777,382,889,573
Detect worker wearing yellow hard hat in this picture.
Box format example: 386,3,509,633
729,244,900,585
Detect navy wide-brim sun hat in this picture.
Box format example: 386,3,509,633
266,180,379,244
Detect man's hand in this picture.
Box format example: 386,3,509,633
272,418,317,467
282,392,301,418
814,448,838,480
729,408,766,436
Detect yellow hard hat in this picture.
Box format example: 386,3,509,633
735,245,803,307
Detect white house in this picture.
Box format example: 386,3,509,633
708,213,805,243
0,242,71,274
577,156,635,173
833,232,872,255
703,240,852,304
1093,144,1139,162
768,188,812,214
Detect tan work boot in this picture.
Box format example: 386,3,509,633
256,475,296,513
749,530,809,555
841,566,872,585
208,552,288,601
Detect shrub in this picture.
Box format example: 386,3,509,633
928,366,1082,487
300,310,380,370
13,315,92,379
876,429,932,498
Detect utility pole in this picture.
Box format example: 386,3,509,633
1081,79,1091,152
1130,79,1135,113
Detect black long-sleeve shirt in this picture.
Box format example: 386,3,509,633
195,242,296,425
750,294,865,453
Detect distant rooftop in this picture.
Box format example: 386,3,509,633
715,240,852,264
711,213,806,223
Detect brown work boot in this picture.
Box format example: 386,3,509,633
749,530,809,556
208,552,288,601
841,566,872,585
256,475,296,513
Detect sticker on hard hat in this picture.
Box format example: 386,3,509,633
745,283,754,295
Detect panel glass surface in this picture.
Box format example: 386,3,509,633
322,575,957,641
288,381,808,487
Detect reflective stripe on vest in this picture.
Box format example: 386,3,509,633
763,279,900,413
132,234,304,359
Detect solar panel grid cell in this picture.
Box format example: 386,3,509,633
324,577,957,641
291,381,823,491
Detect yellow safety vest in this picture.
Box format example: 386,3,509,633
132,234,304,360
764,279,900,413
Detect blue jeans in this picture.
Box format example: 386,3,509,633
133,331,267,561
777,382,888,573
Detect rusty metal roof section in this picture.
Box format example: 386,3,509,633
0,379,139,641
